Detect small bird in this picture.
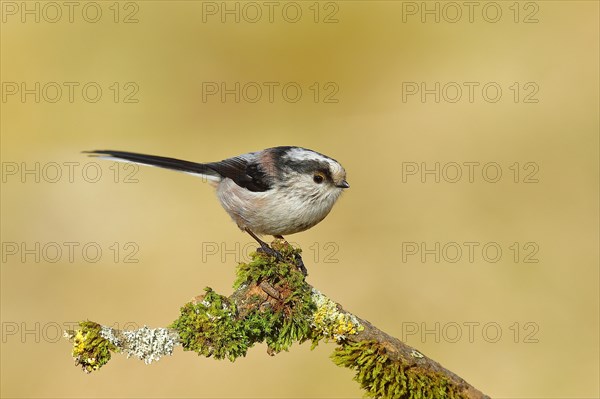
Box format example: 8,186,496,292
86,146,349,273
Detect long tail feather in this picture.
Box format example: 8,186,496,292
84,150,221,180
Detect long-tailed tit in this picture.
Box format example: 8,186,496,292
86,146,349,272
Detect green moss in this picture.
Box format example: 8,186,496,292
332,341,466,399
69,321,117,373
233,240,305,290
170,288,249,361
171,240,316,360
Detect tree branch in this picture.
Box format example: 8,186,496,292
64,239,489,399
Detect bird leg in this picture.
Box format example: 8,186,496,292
274,235,308,277
245,230,307,276
245,229,284,262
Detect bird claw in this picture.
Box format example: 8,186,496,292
257,244,284,262
294,253,308,276
256,244,308,277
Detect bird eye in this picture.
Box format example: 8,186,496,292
313,173,325,184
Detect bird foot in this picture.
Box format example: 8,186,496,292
294,253,308,276
247,230,308,276
256,242,307,277
256,243,284,263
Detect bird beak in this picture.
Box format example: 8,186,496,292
337,180,350,189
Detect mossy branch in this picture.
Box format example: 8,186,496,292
64,239,489,399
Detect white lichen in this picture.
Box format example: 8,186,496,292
411,349,424,358
101,326,179,364
100,326,122,347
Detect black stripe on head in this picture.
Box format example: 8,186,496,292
269,146,342,184
269,146,337,164
269,146,296,159
285,159,333,181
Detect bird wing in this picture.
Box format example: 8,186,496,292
206,155,272,192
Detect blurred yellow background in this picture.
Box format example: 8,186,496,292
1,1,598,398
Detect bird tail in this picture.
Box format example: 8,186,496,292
84,150,221,181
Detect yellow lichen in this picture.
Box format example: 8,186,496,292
68,321,116,373
311,289,363,341
72,330,87,356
